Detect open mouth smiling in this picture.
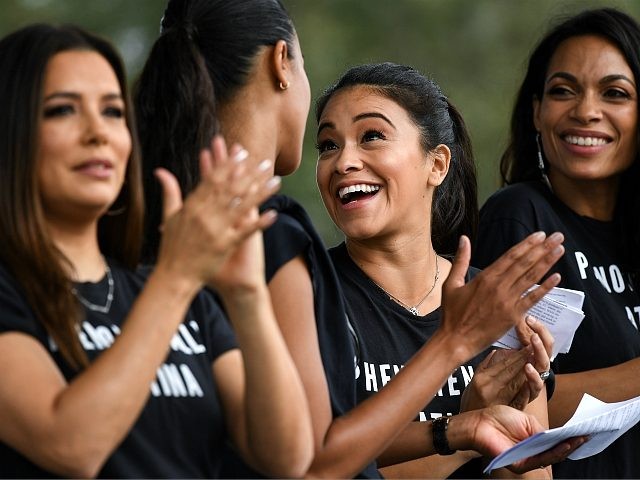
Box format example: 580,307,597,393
562,135,611,146
337,183,381,204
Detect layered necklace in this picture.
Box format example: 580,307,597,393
71,259,115,314
373,252,440,316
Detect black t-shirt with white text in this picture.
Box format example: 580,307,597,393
0,261,237,478
330,242,487,478
474,180,640,479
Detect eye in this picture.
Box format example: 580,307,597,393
43,104,75,118
546,85,574,97
103,105,125,118
362,129,385,142
315,139,338,154
603,88,632,100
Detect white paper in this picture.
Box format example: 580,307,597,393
484,393,640,473
492,286,585,359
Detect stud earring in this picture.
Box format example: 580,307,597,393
279,80,290,90
536,132,553,191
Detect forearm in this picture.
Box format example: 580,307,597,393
308,330,469,478
550,357,640,426
8,267,199,477
222,284,313,478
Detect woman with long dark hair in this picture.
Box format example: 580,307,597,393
474,8,640,478
0,23,313,478
136,1,580,477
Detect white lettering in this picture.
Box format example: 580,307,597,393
78,331,95,350
593,266,612,293
170,332,193,355
447,375,460,396
364,362,378,392
610,265,625,293
180,364,204,397
460,365,474,386
82,323,115,350
575,252,589,280
179,324,206,354
379,364,392,387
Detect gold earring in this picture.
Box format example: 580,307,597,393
279,80,290,90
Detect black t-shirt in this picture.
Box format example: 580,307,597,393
0,261,237,478
330,242,486,478
474,180,640,479
221,195,380,479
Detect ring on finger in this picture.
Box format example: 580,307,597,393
539,370,551,382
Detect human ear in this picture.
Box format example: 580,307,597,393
427,144,451,187
271,39,290,91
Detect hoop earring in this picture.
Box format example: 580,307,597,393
535,132,553,191
279,80,290,91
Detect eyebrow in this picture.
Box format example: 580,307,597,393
43,91,124,102
546,72,636,88
317,111,396,135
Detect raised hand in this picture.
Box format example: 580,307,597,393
439,233,564,363
154,135,280,289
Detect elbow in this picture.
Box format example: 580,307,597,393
36,434,109,478
254,442,314,479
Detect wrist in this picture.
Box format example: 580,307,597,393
431,416,457,455
445,410,480,452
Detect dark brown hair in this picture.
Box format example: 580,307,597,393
0,24,144,369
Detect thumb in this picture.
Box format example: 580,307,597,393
154,168,183,225
446,235,471,289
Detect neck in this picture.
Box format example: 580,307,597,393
218,72,279,176
45,217,105,281
549,173,619,221
345,230,448,313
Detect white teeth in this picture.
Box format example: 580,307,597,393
338,184,380,199
564,135,608,146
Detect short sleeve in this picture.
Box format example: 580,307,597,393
0,264,45,340
473,187,538,270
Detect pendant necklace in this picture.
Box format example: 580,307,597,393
373,252,439,316
71,259,114,314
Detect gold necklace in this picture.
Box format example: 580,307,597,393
372,253,439,316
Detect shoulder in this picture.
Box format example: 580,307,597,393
0,262,45,338
480,181,551,220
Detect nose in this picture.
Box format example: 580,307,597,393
333,143,364,175
570,91,603,124
82,109,108,146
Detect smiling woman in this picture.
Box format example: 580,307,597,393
473,8,640,479
0,23,312,478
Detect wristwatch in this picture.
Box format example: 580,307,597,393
432,415,456,455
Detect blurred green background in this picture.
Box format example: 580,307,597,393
3,0,639,246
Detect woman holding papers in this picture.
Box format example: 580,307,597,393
315,62,559,478
473,8,640,478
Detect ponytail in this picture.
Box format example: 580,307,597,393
431,101,478,255
134,25,217,263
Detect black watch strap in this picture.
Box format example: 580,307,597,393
432,415,456,455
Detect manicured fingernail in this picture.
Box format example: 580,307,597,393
258,159,272,171
233,149,249,162
266,176,281,189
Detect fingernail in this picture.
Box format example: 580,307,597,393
266,176,281,189
526,315,537,325
552,245,564,256
258,159,272,171
532,333,541,344
458,235,466,248
532,231,546,240
233,149,249,162
549,232,563,242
